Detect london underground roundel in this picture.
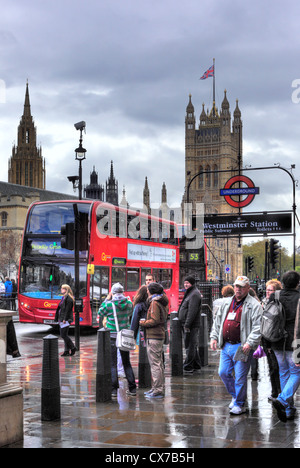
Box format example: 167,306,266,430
221,175,259,208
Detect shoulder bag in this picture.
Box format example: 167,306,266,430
111,302,136,352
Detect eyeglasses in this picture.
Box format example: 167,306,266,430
266,288,275,292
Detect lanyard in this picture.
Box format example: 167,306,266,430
231,297,245,313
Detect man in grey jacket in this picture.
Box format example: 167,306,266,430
210,276,262,415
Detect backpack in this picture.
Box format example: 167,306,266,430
261,291,287,342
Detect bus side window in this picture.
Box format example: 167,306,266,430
162,222,169,244
127,268,140,291
112,267,126,287
96,207,111,237
152,268,173,290
151,219,159,243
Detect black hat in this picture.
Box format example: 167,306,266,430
184,276,196,286
148,282,164,295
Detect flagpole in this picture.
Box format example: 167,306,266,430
213,58,215,106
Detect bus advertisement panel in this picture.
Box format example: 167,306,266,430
18,200,180,327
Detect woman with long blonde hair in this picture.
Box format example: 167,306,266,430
55,284,76,356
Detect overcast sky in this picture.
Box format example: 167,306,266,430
1,0,300,254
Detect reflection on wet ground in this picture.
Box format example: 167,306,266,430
4,323,300,448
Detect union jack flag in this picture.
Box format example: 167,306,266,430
200,64,214,80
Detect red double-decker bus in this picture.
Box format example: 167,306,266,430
18,200,179,327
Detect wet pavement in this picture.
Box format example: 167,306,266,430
4,322,300,449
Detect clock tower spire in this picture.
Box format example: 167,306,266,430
8,82,46,189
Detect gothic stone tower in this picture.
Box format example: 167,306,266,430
84,166,104,200
106,161,119,206
8,83,46,189
182,91,243,282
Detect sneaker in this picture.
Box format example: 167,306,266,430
146,392,164,399
144,389,154,396
126,389,136,396
272,399,287,423
229,398,236,410
286,408,297,420
230,405,247,415
183,369,194,374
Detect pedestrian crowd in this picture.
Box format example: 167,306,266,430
9,266,300,424
93,269,300,421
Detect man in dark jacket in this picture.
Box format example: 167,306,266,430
271,271,300,422
178,276,202,373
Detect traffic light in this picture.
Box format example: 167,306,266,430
248,256,254,272
270,239,280,268
77,212,89,251
61,222,75,250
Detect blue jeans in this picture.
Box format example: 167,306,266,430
274,350,300,416
219,342,253,407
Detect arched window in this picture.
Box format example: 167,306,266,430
205,165,211,187
213,164,218,187
1,212,8,227
198,166,204,188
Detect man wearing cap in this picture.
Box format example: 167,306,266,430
210,276,262,415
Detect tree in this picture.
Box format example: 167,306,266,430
243,240,297,280
0,231,22,279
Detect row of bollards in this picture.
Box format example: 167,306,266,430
41,316,209,419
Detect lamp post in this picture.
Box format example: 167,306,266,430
73,122,86,351
74,121,87,200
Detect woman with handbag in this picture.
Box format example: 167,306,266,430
98,283,136,398
55,284,76,357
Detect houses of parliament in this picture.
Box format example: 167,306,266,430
0,82,242,281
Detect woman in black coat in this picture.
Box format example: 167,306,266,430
55,284,76,356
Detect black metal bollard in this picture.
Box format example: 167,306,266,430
199,313,208,367
138,337,151,388
96,328,111,402
170,312,183,376
41,335,61,421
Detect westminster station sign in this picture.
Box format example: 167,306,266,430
202,213,292,237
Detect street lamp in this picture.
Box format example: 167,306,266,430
74,121,86,200
72,121,86,351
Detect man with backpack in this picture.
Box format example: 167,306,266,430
268,271,300,422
